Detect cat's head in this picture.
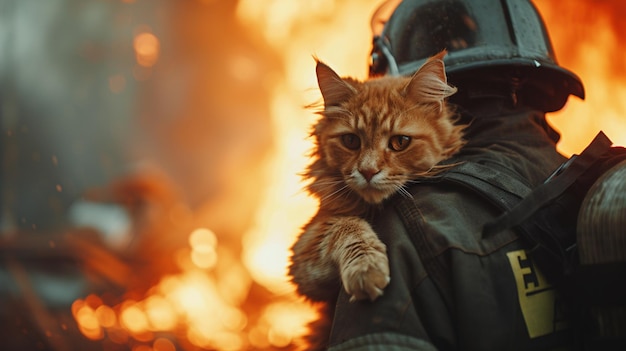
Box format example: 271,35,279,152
308,51,465,206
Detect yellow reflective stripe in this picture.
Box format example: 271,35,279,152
507,250,568,338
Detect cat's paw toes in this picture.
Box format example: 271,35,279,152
341,249,390,302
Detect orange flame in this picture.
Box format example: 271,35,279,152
133,31,160,68
73,225,316,350
535,0,626,155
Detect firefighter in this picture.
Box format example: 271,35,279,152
324,0,626,350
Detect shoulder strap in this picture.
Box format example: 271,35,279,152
441,161,531,211
483,131,613,237
393,158,533,231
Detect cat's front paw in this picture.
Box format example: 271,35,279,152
341,243,390,302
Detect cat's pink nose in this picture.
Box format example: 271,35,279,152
360,169,380,182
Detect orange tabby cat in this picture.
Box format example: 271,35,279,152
289,51,465,305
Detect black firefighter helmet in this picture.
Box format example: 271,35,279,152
369,0,585,112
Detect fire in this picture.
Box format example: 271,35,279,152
534,0,626,155
72,266,249,349
70,1,625,350
188,228,218,269
72,223,316,350
134,30,160,68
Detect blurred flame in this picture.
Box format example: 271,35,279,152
73,227,315,350
189,228,218,269
95,305,116,328
154,338,177,351
535,0,626,155
134,31,160,68
72,299,103,340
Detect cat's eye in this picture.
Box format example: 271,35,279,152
389,135,411,151
341,133,361,150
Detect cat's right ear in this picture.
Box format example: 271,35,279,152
404,50,456,111
315,59,356,108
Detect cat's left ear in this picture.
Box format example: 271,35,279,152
404,50,457,110
315,59,357,108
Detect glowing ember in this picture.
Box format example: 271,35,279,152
72,299,103,340
189,228,218,269
133,31,160,68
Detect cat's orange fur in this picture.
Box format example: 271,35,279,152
289,51,465,346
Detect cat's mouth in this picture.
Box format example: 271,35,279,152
344,170,399,204
349,182,397,204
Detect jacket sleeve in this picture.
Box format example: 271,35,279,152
328,332,437,351
327,206,449,351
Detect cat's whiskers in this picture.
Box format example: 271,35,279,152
396,185,414,200
380,177,413,200
338,184,357,204
313,178,345,187
411,162,459,178
318,182,352,204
